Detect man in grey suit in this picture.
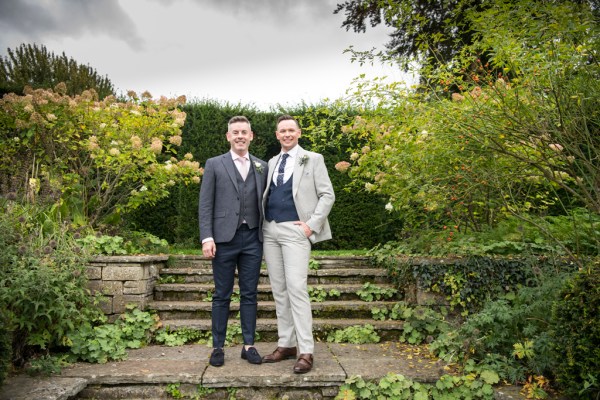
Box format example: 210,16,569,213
199,116,268,367
261,115,335,374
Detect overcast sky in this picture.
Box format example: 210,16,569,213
0,0,412,110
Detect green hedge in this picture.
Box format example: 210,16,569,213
552,260,600,399
128,100,399,249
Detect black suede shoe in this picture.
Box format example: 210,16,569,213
241,346,262,364
209,348,224,367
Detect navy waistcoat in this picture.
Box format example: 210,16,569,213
265,176,299,222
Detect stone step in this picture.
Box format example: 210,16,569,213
166,255,372,270
154,282,398,302
158,318,404,342
158,267,390,284
149,300,397,320
2,343,532,400
64,342,451,399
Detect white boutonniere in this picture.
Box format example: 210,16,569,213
254,161,264,174
299,155,309,166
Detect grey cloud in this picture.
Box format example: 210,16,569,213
0,0,145,50
186,0,339,20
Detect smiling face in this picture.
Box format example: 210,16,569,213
276,119,301,152
226,121,253,156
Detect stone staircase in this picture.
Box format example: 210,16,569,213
148,254,404,341
0,254,529,400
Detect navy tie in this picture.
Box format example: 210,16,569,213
276,153,289,186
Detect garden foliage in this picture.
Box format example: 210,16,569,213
0,200,103,367
0,86,202,228
0,309,10,386
323,0,599,258
551,261,600,399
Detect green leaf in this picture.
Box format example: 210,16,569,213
479,370,500,384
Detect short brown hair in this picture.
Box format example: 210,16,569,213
228,115,251,130
276,114,299,128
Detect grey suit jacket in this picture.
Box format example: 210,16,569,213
263,146,335,244
199,153,268,243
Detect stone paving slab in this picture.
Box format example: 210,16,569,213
202,342,346,388
60,345,208,385
329,342,447,383
0,375,88,400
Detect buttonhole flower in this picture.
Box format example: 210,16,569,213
299,155,309,166
254,161,263,174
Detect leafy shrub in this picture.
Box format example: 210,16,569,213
0,88,201,228
370,302,449,344
551,260,600,399
308,286,341,302
356,282,397,302
336,369,499,400
376,253,547,315
78,234,127,255
154,327,209,347
376,211,600,258
25,354,70,376
68,323,127,364
67,307,159,363
429,269,573,385
0,310,11,386
0,201,103,367
78,231,169,255
116,306,160,348
326,324,380,344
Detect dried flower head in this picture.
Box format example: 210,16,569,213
452,93,465,102
334,161,351,173
549,143,564,152
130,135,142,150
54,82,68,94
150,138,163,154
169,135,182,146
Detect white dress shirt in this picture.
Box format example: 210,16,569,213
272,145,298,186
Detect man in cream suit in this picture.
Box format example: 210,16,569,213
199,116,268,367
261,115,335,374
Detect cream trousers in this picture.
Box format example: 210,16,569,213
263,220,313,354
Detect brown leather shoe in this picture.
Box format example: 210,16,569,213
262,346,297,363
293,353,313,374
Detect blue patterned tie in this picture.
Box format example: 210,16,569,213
276,153,289,186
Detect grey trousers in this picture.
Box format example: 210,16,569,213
262,220,313,354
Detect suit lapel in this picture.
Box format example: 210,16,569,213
221,154,239,193
249,155,262,200
293,146,305,197
266,156,277,191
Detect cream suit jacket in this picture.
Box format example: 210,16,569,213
263,146,335,243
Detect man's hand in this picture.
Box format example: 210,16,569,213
294,221,313,238
202,240,216,258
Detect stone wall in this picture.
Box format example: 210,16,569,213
86,255,168,321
